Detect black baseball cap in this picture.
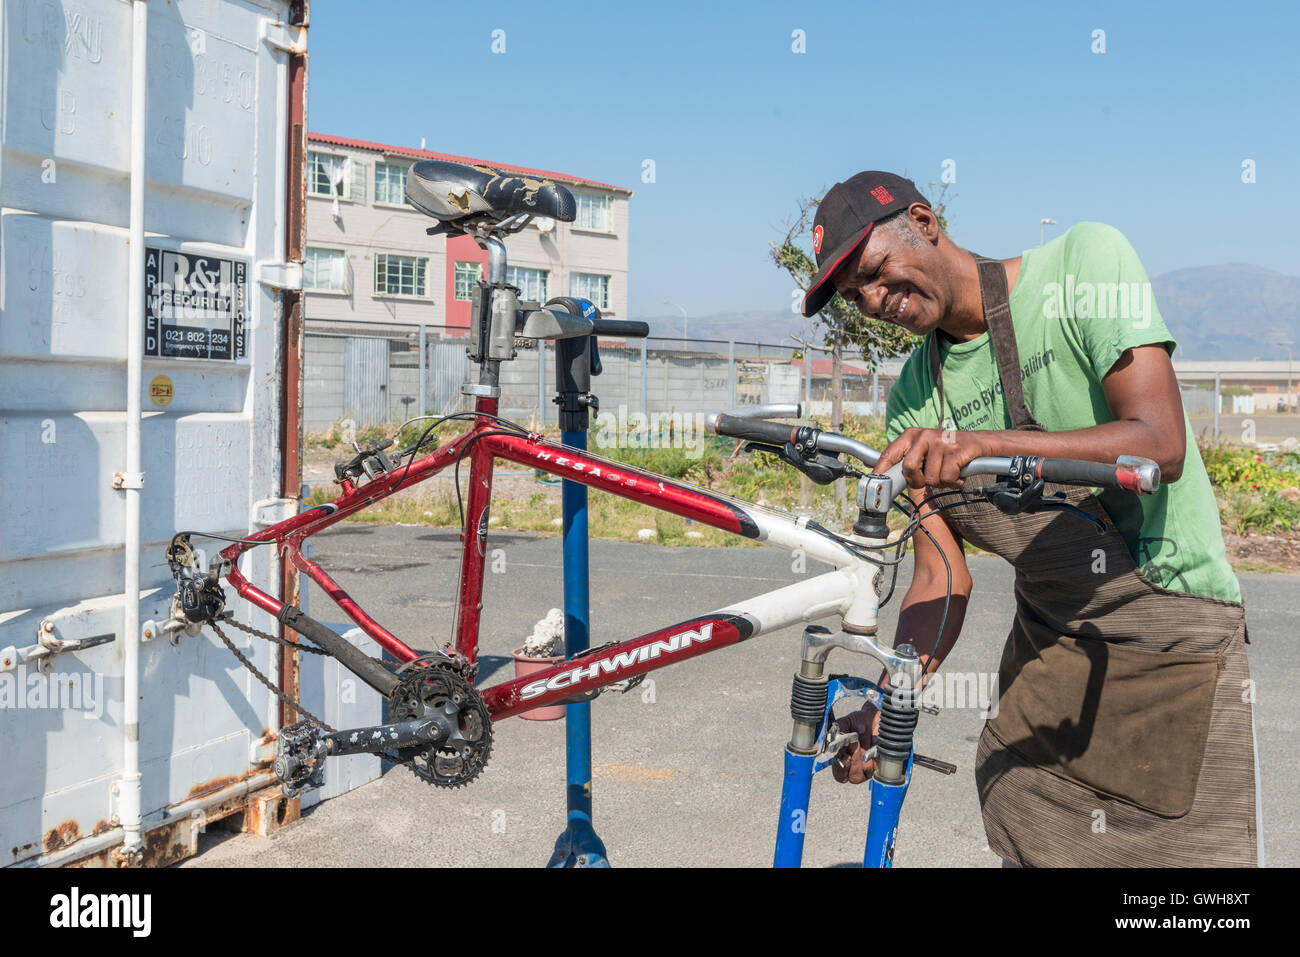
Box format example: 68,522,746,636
800,172,931,318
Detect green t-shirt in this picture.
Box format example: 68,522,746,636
885,222,1240,602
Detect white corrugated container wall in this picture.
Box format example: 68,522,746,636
1,0,306,865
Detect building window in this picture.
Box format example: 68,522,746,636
574,191,613,232
308,150,364,200
570,272,610,310
375,254,428,298
454,261,483,301
304,247,350,292
506,266,549,301
308,151,342,197
374,162,408,205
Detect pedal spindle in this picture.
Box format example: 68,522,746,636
274,720,329,797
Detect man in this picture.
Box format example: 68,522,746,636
802,172,1260,867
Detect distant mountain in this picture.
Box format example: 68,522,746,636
1150,264,1300,360
638,264,1300,360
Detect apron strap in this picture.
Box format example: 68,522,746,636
929,255,1044,431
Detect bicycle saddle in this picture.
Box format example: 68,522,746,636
406,159,577,226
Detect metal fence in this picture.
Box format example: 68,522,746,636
302,320,1299,447
302,320,898,433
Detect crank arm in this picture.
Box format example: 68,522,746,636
322,714,451,757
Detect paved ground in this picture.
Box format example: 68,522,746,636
1187,413,1300,445
183,525,1297,868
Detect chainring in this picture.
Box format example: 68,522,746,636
389,662,492,788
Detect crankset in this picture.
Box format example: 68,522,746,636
390,661,493,788
272,662,493,795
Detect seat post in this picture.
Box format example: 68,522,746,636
484,235,507,284
467,235,512,393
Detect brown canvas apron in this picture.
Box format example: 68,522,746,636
927,257,1258,867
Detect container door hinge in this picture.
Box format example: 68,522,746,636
258,261,303,291
261,19,307,54
3,623,115,672
112,471,145,490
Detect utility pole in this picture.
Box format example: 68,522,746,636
664,299,688,350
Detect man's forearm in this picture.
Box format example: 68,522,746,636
979,418,1184,481
888,577,968,686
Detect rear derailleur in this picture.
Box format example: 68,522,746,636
275,658,493,795
163,534,230,637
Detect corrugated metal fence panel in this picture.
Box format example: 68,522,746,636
343,336,390,427
427,339,468,416
0,0,292,864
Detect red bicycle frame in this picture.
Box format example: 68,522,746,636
217,396,844,721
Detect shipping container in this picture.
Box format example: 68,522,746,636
0,0,315,866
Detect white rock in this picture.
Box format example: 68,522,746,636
686,531,704,539
637,528,657,540
423,510,433,517
551,517,563,527
523,607,566,658
488,516,501,525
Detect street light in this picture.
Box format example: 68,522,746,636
664,299,687,350
1040,217,1058,246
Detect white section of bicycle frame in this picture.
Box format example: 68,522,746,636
711,505,886,641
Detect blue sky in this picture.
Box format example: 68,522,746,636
306,0,1299,317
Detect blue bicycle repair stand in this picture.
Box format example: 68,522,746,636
546,303,610,868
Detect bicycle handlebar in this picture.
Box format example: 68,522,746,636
591,318,650,339
705,407,1161,501
706,413,801,447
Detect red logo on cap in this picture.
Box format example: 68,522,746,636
813,225,824,255
871,185,895,205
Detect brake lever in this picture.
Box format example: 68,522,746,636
741,442,855,486
335,439,400,482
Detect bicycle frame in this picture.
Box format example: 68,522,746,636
217,394,885,722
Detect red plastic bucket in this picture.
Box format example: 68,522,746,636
511,649,566,721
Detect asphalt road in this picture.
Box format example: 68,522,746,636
183,525,1297,868
1187,413,1300,445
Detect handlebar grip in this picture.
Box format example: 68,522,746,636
591,318,650,339
1037,458,1127,489
710,413,800,446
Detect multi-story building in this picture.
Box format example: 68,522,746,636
303,132,632,331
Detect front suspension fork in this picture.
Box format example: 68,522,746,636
773,624,922,868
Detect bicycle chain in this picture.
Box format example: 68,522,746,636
208,618,469,780
210,618,337,732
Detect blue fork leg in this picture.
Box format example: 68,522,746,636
774,747,816,867
863,758,911,868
